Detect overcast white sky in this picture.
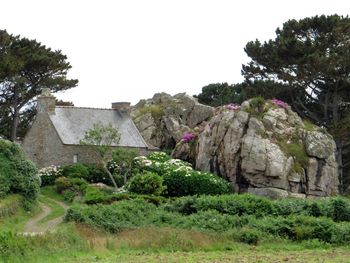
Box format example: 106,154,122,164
1,0,349,107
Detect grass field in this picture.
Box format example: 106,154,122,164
2,188,350,263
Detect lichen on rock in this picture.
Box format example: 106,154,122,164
172,97,339,198
133,94,339,198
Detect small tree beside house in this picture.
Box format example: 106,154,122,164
80,122,120,189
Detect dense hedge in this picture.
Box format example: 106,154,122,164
0,139,39,201
133,153,231,196
66,196,350,245
164,194,350,222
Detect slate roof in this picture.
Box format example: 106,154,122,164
49,106,148,148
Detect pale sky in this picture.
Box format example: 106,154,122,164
1,0,349,107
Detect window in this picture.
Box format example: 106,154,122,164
73,154,78,163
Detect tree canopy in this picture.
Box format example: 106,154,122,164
0,30,78,140
241,14,350,191
242,14,350,127
80,122,121,189
195,80,290,107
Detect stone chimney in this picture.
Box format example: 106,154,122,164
112,102,131,115
37,88,56,114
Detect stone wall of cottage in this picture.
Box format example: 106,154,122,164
22,113,148,168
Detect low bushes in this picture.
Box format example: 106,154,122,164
133,152,231,197
65,197,350,245
163,194,350,223
127,172,165,195
38,165,62,186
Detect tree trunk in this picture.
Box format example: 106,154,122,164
11,107,19,141
335,138,344,193
102,161,118,190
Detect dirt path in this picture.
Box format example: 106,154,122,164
22,199,69,235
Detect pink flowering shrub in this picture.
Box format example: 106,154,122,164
272,98,288,109
226,103,241,111
181,132,196,143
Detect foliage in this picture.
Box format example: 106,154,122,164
242,15,350,126
236,228,261,245
83,186,107,205
0,227,87,262
138,104,165,120
164,194,274,217
303,119,316,132
110,148,139,186
80,122,120,189
86,163,113,185
241,14,350,191
133,154,231,197
330,198,350,222
65,196,350,245
38,165,62,186
127,172,165,195
271,98,289,109
195,82,247,107
0,30,78,140
55,176,73,194
250,96,265,109
61,162,122,187
0,194,23,218
62,163,90,180
147,151,171,162
163,170,231,197
66,200,158,233
181,132,196,143
0,139,39,201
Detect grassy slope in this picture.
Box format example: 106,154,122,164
0,195,41,232
2,188,350,263
37,195,65,225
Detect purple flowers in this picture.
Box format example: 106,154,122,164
272,99,288,109
181,132,196,143
226,103,241,111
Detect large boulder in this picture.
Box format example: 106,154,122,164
172,98,339,197
131,92,214,149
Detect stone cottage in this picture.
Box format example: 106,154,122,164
22,89,150,168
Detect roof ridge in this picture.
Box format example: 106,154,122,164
55,106,116,111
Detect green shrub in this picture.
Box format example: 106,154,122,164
66,200,158,233
250,96,265,109
163,170,231,197
62,163,117,186
132,155,231,197
147,152,171,162
165,194,274,217
55,176,73,193
65,196,350,245
84,186,107,204
69,177,89,192
0,139,39,202
62,163,90,180
329,198,350,222
86,163,112,185
38,165,62,186
0,172,10,198
237,228,260,245
138,104,165,120
110,148,139,186
285,143,309,168
128,172,165,195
